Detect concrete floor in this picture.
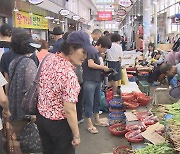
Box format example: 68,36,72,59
76,84,171,154
76,113,130,154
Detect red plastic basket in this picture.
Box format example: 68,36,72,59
133,92,146,98
125,131,144,143
126,124,146,132
124,101,139,109
137,96,151,106
109,124,127,136
135,111,153,120
113,146,132,154
122,94,134,101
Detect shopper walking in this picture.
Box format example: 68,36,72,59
36,31,86,154
106,33,123,96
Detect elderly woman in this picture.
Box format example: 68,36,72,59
36,31,87,154
8,28,39,135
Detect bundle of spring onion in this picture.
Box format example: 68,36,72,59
165,102,180,151
166,102,180,125
135,143,175,154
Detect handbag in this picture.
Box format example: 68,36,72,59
18,122,42,153
3,118,22,154
21,53,51,115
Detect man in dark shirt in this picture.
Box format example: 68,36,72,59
50,27,64,53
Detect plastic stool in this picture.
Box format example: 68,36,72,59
138,81,150,96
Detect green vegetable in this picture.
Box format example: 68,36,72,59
135,143,175,154
166,102,180,124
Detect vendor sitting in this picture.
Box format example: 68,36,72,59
150,62,180,86
144,43,163,67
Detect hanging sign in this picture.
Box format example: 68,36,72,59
116,17,123,22
14,11,48,29
117,9,126,16
59,9,70,16
97,11,112,21
28,0,43,5
79,18,85,23
72,15,80,21
119,0,133,8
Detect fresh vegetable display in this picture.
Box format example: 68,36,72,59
166,102,180,125
135,143,175,154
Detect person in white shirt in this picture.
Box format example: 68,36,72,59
0,72,11,154
106,33,123,96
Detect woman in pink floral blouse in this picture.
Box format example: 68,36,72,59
36,31,87,154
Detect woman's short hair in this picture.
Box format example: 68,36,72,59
111,33,121,42
11,28,36,54
61,41,83,56
0,23,12,37
96,36,112,49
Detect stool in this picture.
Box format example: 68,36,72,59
138,71,149,82
138,81,150,96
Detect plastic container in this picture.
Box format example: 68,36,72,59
109,98,124,108
124,101,139,109
109,124,127,136
125,131,144,143
126,124,146,132
138,81,150,96
109,107,125,113
135,111,152,120
137,96,151,106
113,146,132,154
109,112,126,120
109,119,126,126
121,94,134,101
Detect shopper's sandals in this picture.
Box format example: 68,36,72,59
87,127,98,134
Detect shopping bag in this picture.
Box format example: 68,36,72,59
121,68,129,85
100,91,109,112
19,122,42,153
3,118,22,154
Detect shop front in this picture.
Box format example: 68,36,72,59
14,11,48,40
0,0,12,25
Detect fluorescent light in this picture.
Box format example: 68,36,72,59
52,20,55,23
137,13,141,16
134,16,137,19
49,17,54,20
57,21,60,24
60,20,65,23
54,19,59,21
153,1,157,4
45,16,51,19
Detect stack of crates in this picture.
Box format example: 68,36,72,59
138,81,150,96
